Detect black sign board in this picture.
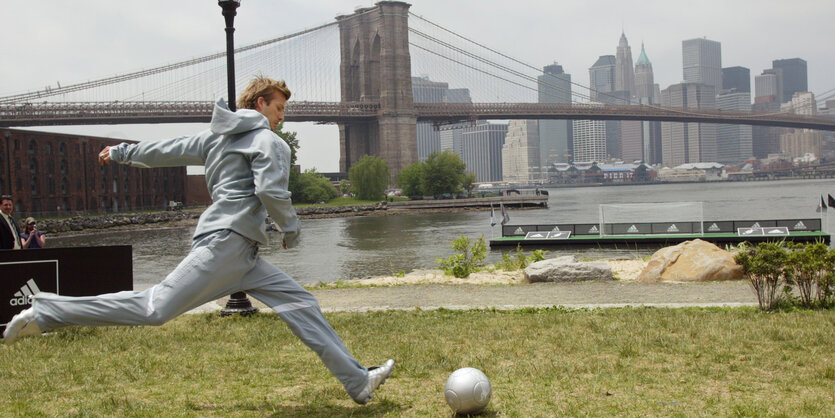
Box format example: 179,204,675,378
1,246,132,331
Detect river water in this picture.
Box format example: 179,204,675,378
51,179,834,288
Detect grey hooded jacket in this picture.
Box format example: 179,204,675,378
109,98,300,247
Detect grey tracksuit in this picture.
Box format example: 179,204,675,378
29,98,368,397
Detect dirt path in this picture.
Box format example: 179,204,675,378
198,279,757,314
308,281,757,312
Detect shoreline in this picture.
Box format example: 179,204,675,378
41,204,524,237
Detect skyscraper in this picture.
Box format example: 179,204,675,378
661,83,718,166
502,120,540,183
634,43,656,101
573,114,608,163
716,89,753,163
722,66,750,93
754,71,780,101
537,63,573,167
772,58,808,104
615,32,635,96
461,121,508,182
632,43,662,164
589,55,616,101
682,38,722,92
412,76,472,161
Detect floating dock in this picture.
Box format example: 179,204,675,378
490,218,830,248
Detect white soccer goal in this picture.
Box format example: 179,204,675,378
598,201,704,236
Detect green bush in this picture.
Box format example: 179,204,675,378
348,155,390,201
497,245,548,270
396,162,424,197
785,241,835,308
734,241,788,310
436,235,487,278
294,169,338,204
735,240,835,310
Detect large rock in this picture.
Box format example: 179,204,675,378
637,239,743,283
524,255,613,283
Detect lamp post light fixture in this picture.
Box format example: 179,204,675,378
218,0,257,317
219,0,241,111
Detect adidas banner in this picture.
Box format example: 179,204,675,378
1,246,132,331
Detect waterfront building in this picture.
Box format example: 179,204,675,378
572,113,607,163
0,128,186,216
537,63,573,167
461,121,508,182
682,38,722,92
716,89,753,163
615,32,635,96
722,66,750,93
502,120,541,183
772,58,807,104
780,130,822,159
660,83,718,166
412,76,472,161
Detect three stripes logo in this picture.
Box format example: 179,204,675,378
10,279,41,306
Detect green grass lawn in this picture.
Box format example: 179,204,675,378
2,307,833,417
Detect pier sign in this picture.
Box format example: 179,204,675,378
737,227,789,236
525,231,571,240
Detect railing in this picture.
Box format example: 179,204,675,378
414,103,835,131
2,100,834,131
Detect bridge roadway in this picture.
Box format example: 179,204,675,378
2,101,835,131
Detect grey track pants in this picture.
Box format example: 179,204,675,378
30,229,369,397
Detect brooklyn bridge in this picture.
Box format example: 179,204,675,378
1,1,833,175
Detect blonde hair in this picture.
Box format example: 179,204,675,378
237,76,292,110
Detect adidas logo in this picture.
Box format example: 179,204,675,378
627,225,639,233
793,221,807,230
10,279,40,306
667,224,679,233
708,223,720,232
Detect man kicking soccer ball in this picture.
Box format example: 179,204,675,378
3,76,394,405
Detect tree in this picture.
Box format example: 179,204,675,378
422,151,465,196
349,155,390,200
397,162,424,197
338,179,351,196
274,121,299,165
461,171,477,197
274,122,302,198
295,169,338,203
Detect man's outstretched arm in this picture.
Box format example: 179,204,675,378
100,134,207,168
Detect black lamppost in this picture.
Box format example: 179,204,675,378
218,0,257,316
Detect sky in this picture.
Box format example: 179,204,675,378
2,0,833,172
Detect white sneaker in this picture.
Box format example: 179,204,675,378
351,359,395,405
3,307,42,345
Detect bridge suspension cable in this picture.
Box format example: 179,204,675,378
408,12,630,106
0,21,340,105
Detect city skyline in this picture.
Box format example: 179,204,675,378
2,0,833,172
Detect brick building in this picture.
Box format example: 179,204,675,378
1,128,186,217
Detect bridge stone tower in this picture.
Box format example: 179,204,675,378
336,1,417,177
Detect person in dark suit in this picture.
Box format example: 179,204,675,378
0,195,22,250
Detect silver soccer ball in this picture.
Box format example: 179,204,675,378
444,367,492,414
